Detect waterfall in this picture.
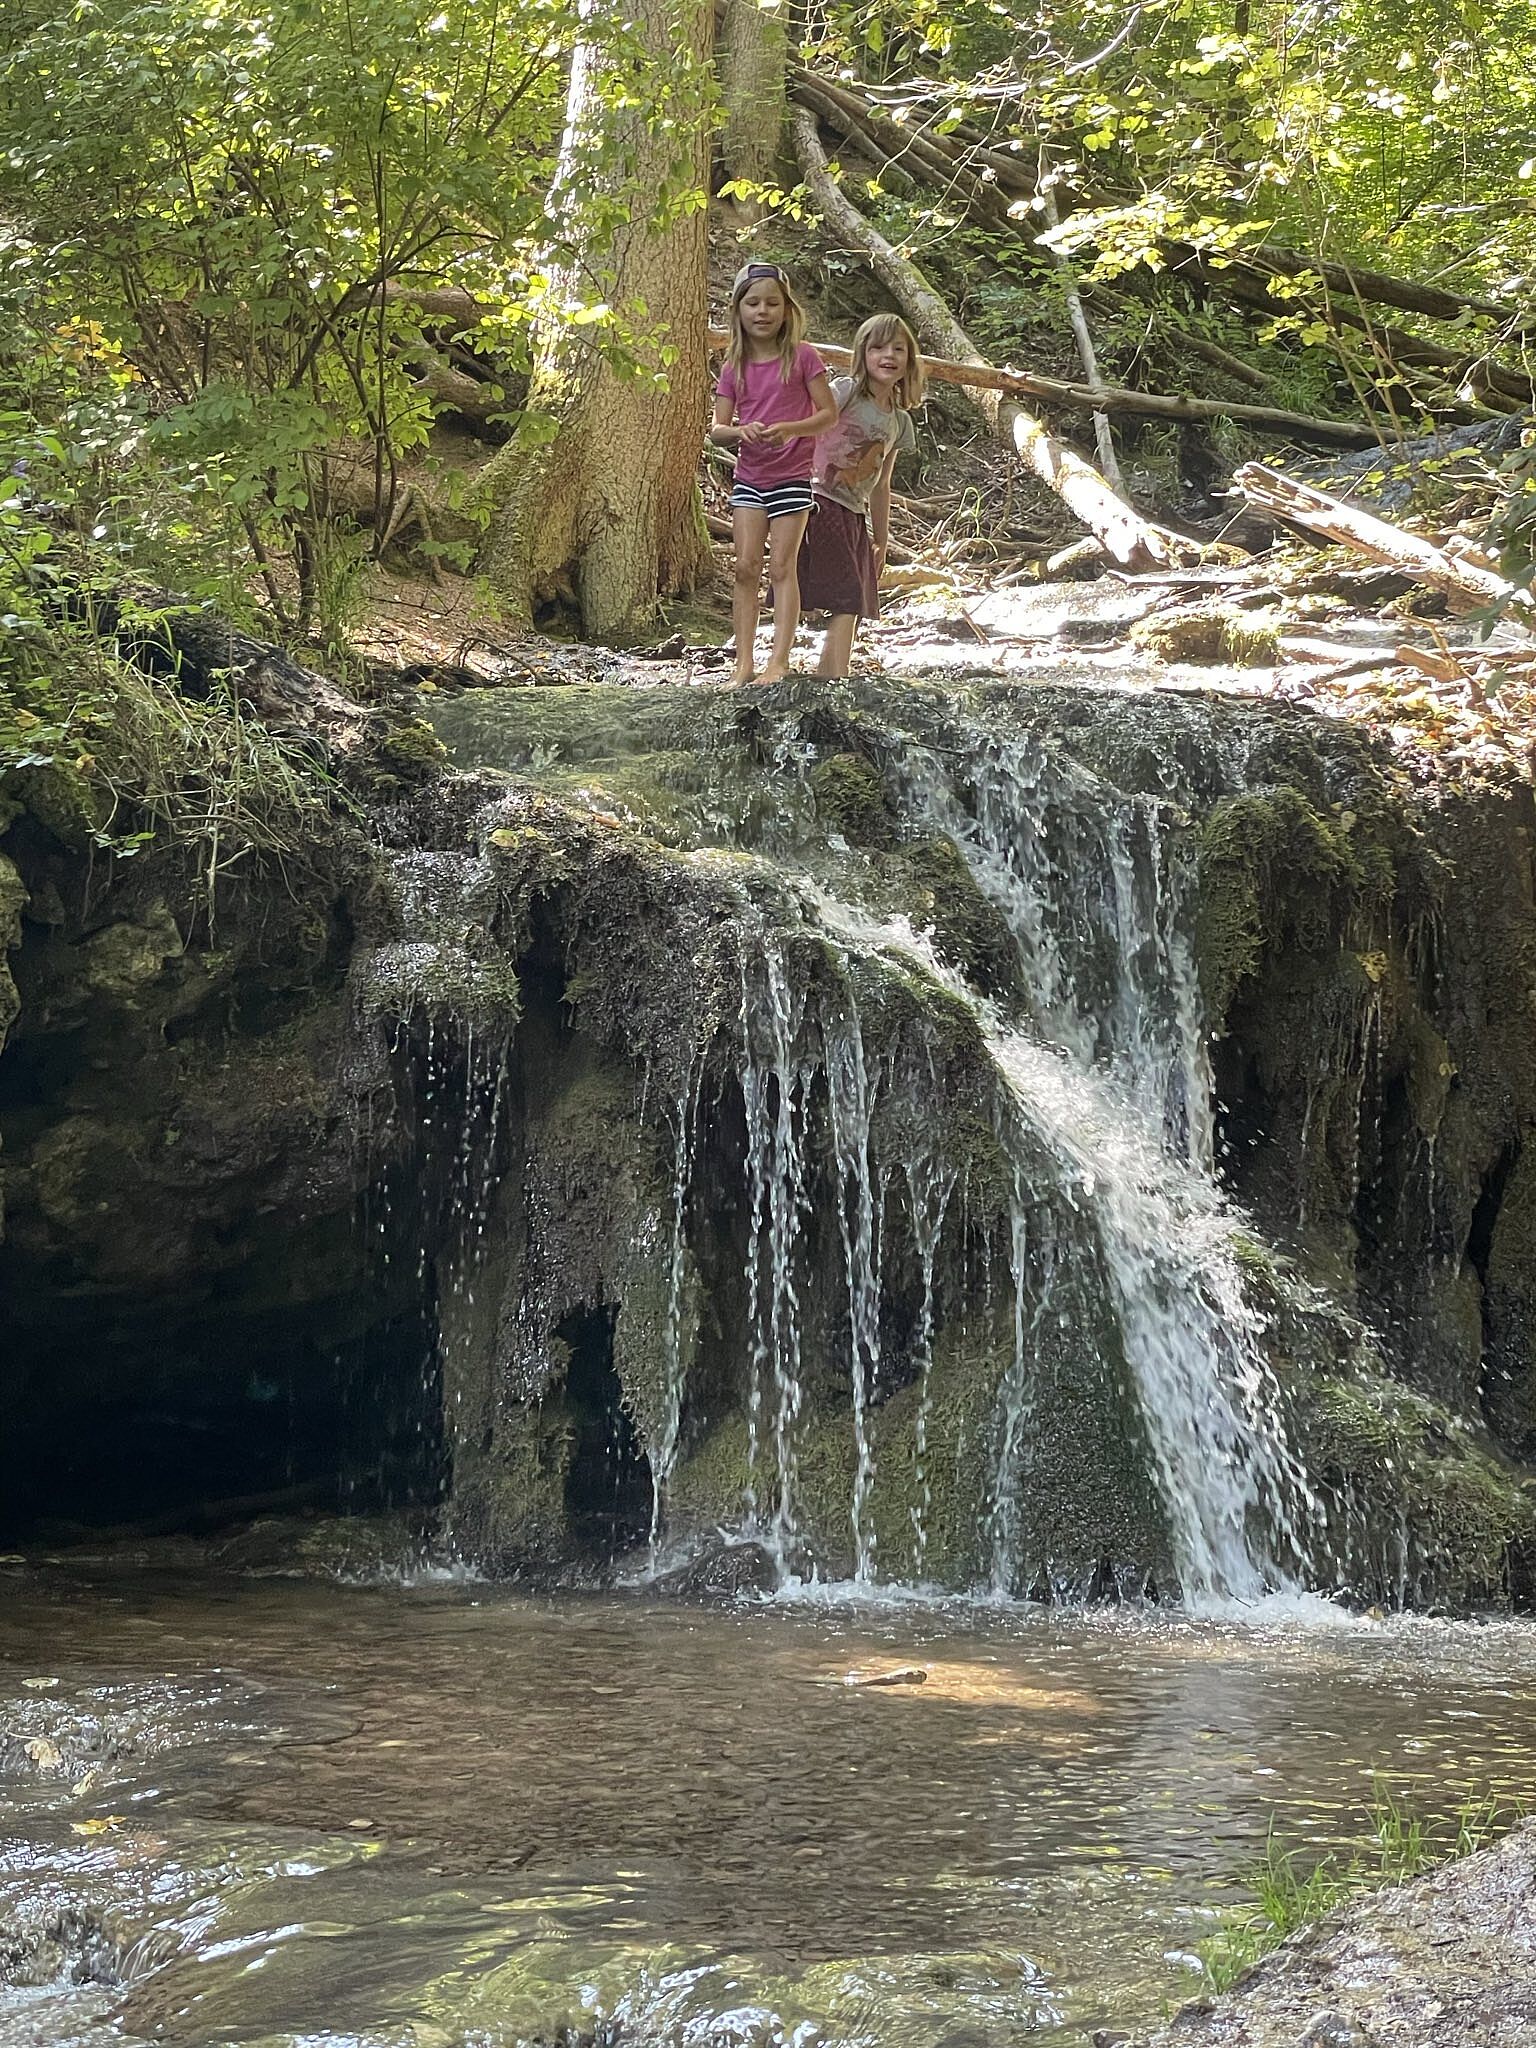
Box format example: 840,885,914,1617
737,928,815,1565
377,700,1328,1606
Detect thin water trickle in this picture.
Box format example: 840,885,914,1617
738,925,815,1562
904,1155,956,1578
649,1058,705,1552
986,1197,1038,1595
825,1009,883,1584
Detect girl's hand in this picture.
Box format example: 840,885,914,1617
740,419,770,445
761,421,800,447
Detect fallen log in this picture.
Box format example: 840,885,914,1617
788,69,1018,230
705,326,1378,448
1038,151,1123,486
791,76,919,194
408,348,508,427
400,279,1375,450
1233,462,1534,621
789,105,1176,570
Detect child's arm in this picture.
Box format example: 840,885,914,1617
761,370,839,446
710,390,769,447
869,446,901,571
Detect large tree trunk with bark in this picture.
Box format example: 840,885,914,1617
718,0,787,218
476,0,714,641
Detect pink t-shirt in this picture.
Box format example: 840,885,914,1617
717,343,827,488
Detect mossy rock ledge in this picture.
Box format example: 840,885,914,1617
2,660,1535,1607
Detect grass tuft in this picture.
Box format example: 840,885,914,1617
1195,1783,1519,1993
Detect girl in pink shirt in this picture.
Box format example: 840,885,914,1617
711,263,837,684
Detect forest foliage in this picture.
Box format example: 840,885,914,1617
0,0,1532,650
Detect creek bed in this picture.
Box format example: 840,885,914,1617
2,1560,1535,2047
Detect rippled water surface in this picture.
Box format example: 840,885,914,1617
4,1560,1536,2047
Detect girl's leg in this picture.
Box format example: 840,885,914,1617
731,507,769,682
816,613,858,679
758,509,811,684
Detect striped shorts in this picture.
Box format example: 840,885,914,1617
729,478,815,518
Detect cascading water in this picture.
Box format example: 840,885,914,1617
374,696,1333,1607
737,929,815,1563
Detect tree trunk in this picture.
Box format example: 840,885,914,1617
719,0,787,218
476,0,714,641
789,106,1177,571
1037,150,1122,489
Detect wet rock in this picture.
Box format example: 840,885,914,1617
1293,2015,1374,2047
0,1906,130,1989
1133,1821,1536,2047
843,1665,928,1688
648,1540,780,1600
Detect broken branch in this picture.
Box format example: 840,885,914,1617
1234,462,1534,621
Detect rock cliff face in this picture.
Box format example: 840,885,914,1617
2,665,1533,1603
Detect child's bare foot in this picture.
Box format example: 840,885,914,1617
732,666,757,685
756,663,790,685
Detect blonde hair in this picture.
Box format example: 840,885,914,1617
848,313,926,412
727,266,808,385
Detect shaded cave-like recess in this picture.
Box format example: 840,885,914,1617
558,1306,653,1559
0,1233,444,1542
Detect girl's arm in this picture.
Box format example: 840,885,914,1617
709,391,743,448
869,446,901,568
761,370,839,445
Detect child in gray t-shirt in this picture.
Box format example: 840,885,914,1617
798,314,926,678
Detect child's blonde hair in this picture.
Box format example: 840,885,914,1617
727,262,808,385
849,313,926,412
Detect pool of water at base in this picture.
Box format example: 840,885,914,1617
3,1562,1536,2048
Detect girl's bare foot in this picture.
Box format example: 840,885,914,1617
732,666,756,685
756,663,789,685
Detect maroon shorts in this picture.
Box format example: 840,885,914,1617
797,496,880,620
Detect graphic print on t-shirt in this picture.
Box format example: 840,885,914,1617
812,376,916,517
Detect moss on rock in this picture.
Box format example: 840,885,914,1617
807,752,896,848
1130,605,1282,667
1195,785,1393,1021
1307,1375,1536,1605
893,836,1025,1006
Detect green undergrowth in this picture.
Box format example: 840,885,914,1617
1,622,346,910
1196,1784,1521,1994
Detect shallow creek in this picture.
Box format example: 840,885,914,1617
3,1564,1536,2048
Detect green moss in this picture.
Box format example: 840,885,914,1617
1401,1013,1455,1139
807,752,895,848
1195,786,1394,1022
428,684,725,777
893,836,1025,1005
363,943,524,1029
1,760,105,849
372,717,447,788
460,1399,579,1563
1308,1376,1536,1604
669,1412,753,1530
1130,604,1281,667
